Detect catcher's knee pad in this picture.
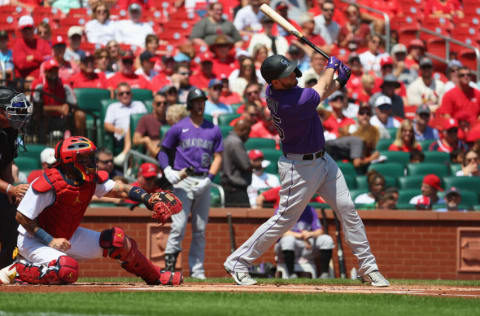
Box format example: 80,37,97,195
15,256,78,285
100,227,165,285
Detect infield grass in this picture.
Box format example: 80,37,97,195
0,291,479,316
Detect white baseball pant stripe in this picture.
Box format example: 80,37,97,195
224,153,378,277
17,227,103,265
165,175,211,276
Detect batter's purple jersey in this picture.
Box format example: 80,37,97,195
275,205,321,232
162,117,223,173
265,85,325,154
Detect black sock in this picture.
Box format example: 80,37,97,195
282,250,295,275
318,249,333,274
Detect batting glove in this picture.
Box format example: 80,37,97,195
336,62,352,88
191,177,211,197
163,166,181,185
326,56,341,71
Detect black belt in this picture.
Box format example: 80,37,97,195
191,172,208,177
302,151,325,160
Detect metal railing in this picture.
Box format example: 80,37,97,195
342,0,391,52
418,27,480,79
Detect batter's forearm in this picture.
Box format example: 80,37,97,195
312,68,335,100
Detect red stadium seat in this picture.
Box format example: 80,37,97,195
458,48,478,71
397,26,419,46
426,38,447,60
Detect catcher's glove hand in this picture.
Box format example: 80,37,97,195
146,191,183,224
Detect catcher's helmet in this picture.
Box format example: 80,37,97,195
54,136,97,182
0,87,32,130
186,88,207,110
260,55,302,84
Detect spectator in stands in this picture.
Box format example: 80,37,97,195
337,3,370,50
456,150,479,177
250,107,280,146
450,149,464,165
325,135,368,172
238,82,264,113
159,85,179,106
165,103,188,126
435,187,466,212
410,174,444,209
85,1,116,46
377,190,398,210
40,35,78,83
96,147,123,179
388,120,422,152
190,53,215,90
355,73,375,105
219,78,243,105
125,163,163,205
323,90,355,138
407,57,445,108
205,78,233,121
107,50,152,91
300,51,326,88
208,35,237,78
370,95,401,138
359,34,388,74
231,103,260,127
221,119,255,207
405,39,425,71
106,40,121,72
248,16,288,57
233,0,263,36
354,170,385,206
114,3,153,48
170,63,193,104
348,103,381,149
410,149,425,163
32,59,77,141
413,105,440,141
133,91,167,157
0,31,13,83
286,43,311,73
444,60,463,92
190,2,242,47
36,21,51,43
429,118,468,153
69,52,107,89
252,43,268,70
345,53,363,100
438,66,480,124
273,1,302,43
247,149,280,208
135,51,158,81
391,43,415,85
94,47,113,78
424,0,464,20
229,56,259,97
370,74,405,118
104,82,148,165
27,148,56,184
13,15,52,81
65,26,86,64
151,55,175,91
313,0,339,46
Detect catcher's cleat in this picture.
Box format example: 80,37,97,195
362,270,390,287
0,263,17,285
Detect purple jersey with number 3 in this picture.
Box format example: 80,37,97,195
266,85,325,154
161,117,223,173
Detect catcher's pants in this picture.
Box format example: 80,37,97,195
224,153,379,277
166,175,211,276
17,227,103,265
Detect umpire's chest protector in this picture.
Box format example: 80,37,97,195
33,168,105,239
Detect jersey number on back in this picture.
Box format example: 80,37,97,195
267,97,285,141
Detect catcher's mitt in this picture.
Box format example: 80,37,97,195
147,191,183,224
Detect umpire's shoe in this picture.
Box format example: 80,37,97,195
224,263,257,286
362,270,390,287
164,252,179,272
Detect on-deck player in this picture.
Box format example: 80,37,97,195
0,136,182,285
224,54,389,287
157,88,223,279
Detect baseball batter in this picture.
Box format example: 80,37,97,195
224,55,389,287
0,136,183,285
157,88,223,279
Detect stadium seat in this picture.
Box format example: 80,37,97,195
264,161,279,174
406,163,450,177
14,156,41,171
349,189,368,201
423,151,450,164
129,113,146,150
144,100,153,113
344,174,357,190
397,189,421,204
22,144,48,161
440,190,479,207
210,185,221,207
450,164,462,175
160,125,171,138
380,151,410,166
131,89,153,103
217,113,241,126
308,202,331,210
375,139,393,151
261,148,283,163
395,203,416,210
443,177,480,195
398,175,428,190
355,175,397,189
245,138,276,150
419,140,434,151
203,114,213,123
75,88,111,144
368,162,406,178
219,125,233,138
337,162,356,177
387,128,397,139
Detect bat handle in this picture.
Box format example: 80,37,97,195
299,36,330,60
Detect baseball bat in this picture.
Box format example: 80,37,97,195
259,3,330,60
227,213,236,253
333,211,347,279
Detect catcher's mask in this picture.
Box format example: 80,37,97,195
54,136,97,183
0,87,32,130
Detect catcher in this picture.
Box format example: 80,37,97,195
0,136,183,286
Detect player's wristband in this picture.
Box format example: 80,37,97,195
207,173,215,181
128,186,151,205
34,228,54,246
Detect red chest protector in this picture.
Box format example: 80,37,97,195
32,168,109,239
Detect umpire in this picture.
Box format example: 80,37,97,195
0,87,32,268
